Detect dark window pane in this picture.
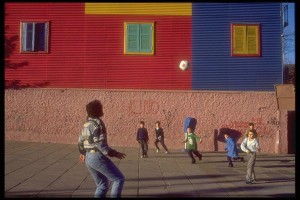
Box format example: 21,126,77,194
35,23,46,51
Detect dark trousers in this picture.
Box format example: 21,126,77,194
227,156,233,166
187,149,202,162
138,140,148,156
227,156,244,166
154,138,169,151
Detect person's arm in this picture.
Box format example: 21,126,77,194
255,140,261,152
240,138,250,153
182,133,187,143
146,129,149,142
224,140,228,151
93,120,126,159
78,134,86,155
78,131,86,163
136,129,139,141
158,128,163,140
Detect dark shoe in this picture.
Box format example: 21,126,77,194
192,160,196,164
228,164,233,167
241,157,245,163
198,154,202,160
144,155,148,158
245,180,252,184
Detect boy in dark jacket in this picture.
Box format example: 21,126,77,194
154,121,169,154
136,121,149,158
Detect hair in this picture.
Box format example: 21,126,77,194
249,123,254,126
86,100,104,118
248,130,254,134
224,132,229,136
140,121,145,125
156,121,161,125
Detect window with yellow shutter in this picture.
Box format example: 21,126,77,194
231,24,261,57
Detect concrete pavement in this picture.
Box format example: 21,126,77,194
5,140,295,198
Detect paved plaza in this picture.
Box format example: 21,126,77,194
5,140,295,198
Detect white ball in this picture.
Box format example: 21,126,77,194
179,60,189,71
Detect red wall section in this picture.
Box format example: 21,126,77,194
5,3,192,90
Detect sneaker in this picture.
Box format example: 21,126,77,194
241,157,245,163
245,180,252,184
156,149,160,153
141,155,144,158
250,179,257,183
144,155,148,158
165,151,169,154
228,164,233,167
192,160,196,164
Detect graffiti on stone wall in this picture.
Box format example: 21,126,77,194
163,109,177,128
267,117,280,125
126,99,178,128
128,99,159,114
220,117,279,139
5,114,35,132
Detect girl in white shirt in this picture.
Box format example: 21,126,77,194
241,130,261,184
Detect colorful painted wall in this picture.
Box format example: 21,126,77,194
5,3,282,91
5,3,191,90
5,88,288,154
5,3,289,153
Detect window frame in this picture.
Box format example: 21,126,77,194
20,21,50,53
231,23,261,57
124,22,155,55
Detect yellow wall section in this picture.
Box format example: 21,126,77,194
85,3,192,16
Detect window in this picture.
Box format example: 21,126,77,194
231,24,261,56
20,22,49,53
124,22,154,55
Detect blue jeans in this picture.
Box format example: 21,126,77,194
85,152,125,198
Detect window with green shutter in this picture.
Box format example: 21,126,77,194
124,22,154,55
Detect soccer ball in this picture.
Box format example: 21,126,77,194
179,60,189,71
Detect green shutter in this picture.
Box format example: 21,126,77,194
140,24,152,53
126,24,139,53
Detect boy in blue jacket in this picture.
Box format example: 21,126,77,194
224,132,244,167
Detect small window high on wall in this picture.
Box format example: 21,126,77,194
231,24,261,57
124,22,154,55
20,22,49,53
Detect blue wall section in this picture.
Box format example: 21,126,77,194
192,3,282,91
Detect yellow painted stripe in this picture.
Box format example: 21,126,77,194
85,3,192,16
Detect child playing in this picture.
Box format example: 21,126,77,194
136,121,149,158
182,127,202,164
224,132,244,167
154,121,169,154
241,130,261,184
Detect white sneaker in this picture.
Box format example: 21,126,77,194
165,151,169,154
156,149,160,153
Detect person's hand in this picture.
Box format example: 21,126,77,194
116,152,127,160
79,154,85,164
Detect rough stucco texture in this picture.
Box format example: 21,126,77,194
5,88,287,153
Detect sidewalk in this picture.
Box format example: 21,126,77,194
5,140,295,198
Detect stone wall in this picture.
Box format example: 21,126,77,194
5,88,287,153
